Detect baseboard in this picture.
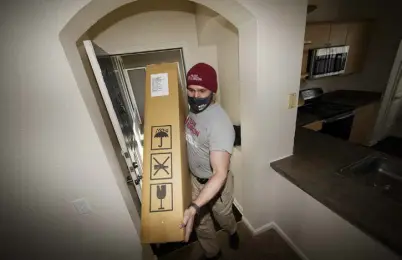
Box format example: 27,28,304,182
241,217,309,260
241,216,275,236
253,221,275,236
272,223,309,260
240,216,257,234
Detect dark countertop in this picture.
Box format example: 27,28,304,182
296,90,382,126
271,128,402,256
296,111,320,126
321,90,382,107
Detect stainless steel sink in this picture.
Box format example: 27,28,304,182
338,154,402,203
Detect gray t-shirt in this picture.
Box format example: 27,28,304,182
185,103,235,178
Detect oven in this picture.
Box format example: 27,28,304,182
299,87,356,140
320,111,355,140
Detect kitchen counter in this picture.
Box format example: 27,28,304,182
321,90,382,107
271,128,402,256
296,110,320,126
296,90,382,126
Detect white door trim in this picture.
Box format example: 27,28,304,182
83,40,143,201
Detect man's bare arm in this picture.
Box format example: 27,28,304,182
193,151,230,207
180,151,230,241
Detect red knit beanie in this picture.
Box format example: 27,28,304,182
186,63,218,93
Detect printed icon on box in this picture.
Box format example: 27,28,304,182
151,125,172,150
151,153,172,180
150,183,173,213
157,185,166,209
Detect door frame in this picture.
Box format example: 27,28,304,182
123,67,146,125
372,40,402,143
83,43,188,205
83,40,144,201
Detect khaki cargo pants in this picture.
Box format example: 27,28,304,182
191,171,237,257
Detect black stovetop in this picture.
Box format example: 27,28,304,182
298,101,355,120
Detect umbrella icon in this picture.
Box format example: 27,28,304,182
154,128,169,148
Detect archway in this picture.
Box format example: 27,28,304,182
59,0,258,252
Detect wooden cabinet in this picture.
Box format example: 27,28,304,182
349,101,380,146
304,23,331,50
328,23,349,46
304,22,349,50
303,121,323,131
344,21,371,74
301,50,309,76
301,20,371,78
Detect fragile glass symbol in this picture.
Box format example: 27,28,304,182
157,184,167,210
153,156,170,176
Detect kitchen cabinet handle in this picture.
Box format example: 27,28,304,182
323,111,354,123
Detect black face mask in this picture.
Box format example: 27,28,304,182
188,94,213,114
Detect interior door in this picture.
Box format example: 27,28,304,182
112,56,145,174
381,40,402,138
83,40,143,202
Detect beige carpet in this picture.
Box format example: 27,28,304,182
160,221,302,260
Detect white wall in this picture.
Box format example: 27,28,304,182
195,5,240,125
6,0,392,259
0,1,145,260
237,0,307,228
90,0,219,86
216,31,240,125
11,0,302,246
274,173,399,260
90,1,244,208
229,147,243,211
194,4,243,207
64,1,400,259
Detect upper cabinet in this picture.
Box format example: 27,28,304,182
328,23,349,46
304,22,349,50
301,51,309,76
304,23,331,50
302,20,371,77
344,21,371,74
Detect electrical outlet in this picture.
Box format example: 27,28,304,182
72,198,91,215
288,93,297,109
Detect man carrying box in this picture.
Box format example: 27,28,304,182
180,63,239,259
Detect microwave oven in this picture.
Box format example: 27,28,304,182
308,46,349,79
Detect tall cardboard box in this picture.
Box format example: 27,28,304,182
141,63,191,243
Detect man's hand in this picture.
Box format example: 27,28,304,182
179,206,197,242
